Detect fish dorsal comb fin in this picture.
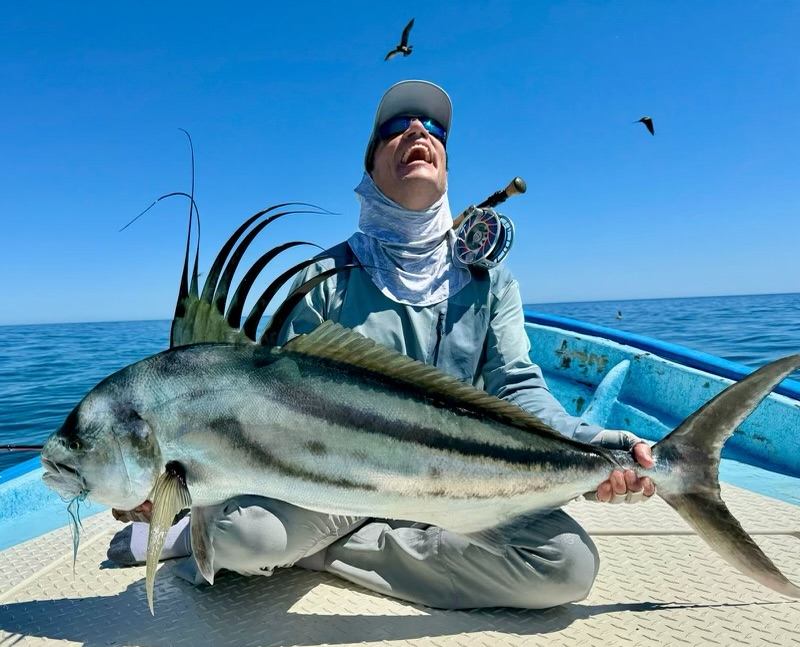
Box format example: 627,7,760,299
282,321,574,441
170,203,336,348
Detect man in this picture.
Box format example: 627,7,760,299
109,79,654,609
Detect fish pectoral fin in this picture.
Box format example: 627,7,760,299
189,506,217,585
146,462,192,615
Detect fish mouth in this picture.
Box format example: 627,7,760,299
42,457,87,500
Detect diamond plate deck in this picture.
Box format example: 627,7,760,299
1,484,798,646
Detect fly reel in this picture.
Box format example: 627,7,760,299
453,206,515,270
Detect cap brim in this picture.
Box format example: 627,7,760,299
365,80,452,169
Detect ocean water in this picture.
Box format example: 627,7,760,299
524,292,800,370
1,292,799,473
0,320,171,472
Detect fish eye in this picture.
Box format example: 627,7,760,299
68,440,81,451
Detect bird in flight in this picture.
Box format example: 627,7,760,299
385,18,415,60
635,116,655,135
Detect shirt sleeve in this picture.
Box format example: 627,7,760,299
480,276,603,442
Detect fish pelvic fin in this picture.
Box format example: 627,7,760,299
146,462,192,615
654,353,800,598
189,505,217,585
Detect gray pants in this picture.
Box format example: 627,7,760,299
167,495,599,609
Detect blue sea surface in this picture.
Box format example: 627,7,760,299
525,292,800,376
0,320,170,472
1,292,799,474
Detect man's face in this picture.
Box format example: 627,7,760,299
370,118,448,211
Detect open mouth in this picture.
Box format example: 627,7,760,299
401,144,432,164
42,457,78,476
42,458,86,499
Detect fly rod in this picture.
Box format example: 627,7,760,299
452,176,527,230
3,445,43,452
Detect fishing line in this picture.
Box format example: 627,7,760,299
118,128,201,241
66,492,88,571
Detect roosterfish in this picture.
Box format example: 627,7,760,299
40,202,800,614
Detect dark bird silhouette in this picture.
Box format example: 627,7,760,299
635,116,655,135
385,18,415,60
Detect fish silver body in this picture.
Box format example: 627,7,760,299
43,341,624,533
41,321,800,609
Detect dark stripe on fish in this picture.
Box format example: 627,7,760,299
276,377,607,471
207,417,375,491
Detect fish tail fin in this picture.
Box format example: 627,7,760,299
653,353,800,598
660,491,799,597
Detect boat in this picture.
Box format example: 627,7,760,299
1,312,798,646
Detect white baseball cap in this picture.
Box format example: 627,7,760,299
364,80,452,170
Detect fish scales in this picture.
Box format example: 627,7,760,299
100,342,616,528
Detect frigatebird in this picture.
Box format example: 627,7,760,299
385,18,415,60
636,116,655,135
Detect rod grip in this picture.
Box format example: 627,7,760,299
453,177,526,229
478,177,527,209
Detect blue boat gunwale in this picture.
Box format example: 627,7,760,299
0,455,42,483
524,310,800,401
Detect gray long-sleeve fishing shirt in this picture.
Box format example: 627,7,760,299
279,242,603,443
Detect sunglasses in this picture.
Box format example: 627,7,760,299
378,115,447,144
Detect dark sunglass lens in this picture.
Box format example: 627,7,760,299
421,119,446,143
378,116,447,143
378,117,411,140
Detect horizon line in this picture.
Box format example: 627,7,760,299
1,290,798,328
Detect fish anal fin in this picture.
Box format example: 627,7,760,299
189,506,217,585
146,462,192,615
282,322,590,448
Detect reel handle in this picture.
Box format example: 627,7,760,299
453,177,526,229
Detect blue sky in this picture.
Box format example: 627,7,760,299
1,1,798,325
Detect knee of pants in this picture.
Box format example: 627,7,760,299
512,529,600,608
209,497,293,574
204,495,358,576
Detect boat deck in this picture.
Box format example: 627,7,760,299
1,483,798,646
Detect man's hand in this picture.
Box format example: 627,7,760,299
111,500,188,526
594,442,656,503
588,429,656,504
112,500,152,524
